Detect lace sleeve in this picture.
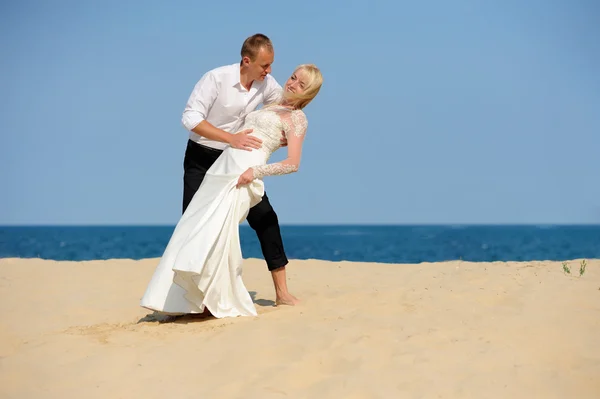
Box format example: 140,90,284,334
252,110,308,179
284,109,308,139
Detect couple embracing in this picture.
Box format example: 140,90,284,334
140,34,323,318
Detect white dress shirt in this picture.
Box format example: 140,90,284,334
181,63,282,150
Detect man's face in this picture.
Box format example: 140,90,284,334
246,47,274,82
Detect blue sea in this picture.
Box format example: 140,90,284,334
1,225,598,263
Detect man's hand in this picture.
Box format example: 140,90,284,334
280,130,288,147
229,129,262,151
236,168,255,188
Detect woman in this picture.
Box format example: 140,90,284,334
140,64,323,318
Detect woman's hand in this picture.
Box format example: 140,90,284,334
236,168,255,188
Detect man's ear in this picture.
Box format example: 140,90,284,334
241,56,251,66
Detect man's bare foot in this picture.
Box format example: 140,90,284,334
275,293,300,306
271,266,299,306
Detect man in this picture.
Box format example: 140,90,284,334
180,33,299,306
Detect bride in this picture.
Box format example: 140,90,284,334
140,64,323,318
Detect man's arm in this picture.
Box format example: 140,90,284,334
191,120,245,146
181,71,217,132
181,71,261,150
263,75,283,106
262,76,288,146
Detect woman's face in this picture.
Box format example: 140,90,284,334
284,68,309,95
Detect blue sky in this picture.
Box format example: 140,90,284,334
1,0,599,225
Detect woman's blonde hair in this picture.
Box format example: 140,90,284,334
281,64,323,110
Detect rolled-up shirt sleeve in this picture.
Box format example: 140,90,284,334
181,72,218,131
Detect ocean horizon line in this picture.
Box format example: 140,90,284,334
2,223,600,228
3,224,599,263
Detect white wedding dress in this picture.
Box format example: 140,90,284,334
140,105,308,318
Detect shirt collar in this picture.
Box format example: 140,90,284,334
232,63,264,92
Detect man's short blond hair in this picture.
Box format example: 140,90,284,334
241,33,274,61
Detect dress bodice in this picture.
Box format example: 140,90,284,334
241,105,308,157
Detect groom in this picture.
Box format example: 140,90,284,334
180,33,299,306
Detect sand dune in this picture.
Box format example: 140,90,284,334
1,257,599,398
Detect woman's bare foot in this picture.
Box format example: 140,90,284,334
275,293,300,306
196,307,214,317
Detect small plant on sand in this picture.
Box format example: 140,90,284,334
579,259,587,277
562,260,589,278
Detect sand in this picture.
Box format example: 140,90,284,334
0,257,599,398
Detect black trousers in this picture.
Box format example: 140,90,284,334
182,139,288,271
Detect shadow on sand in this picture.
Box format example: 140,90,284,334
137,291,275,324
